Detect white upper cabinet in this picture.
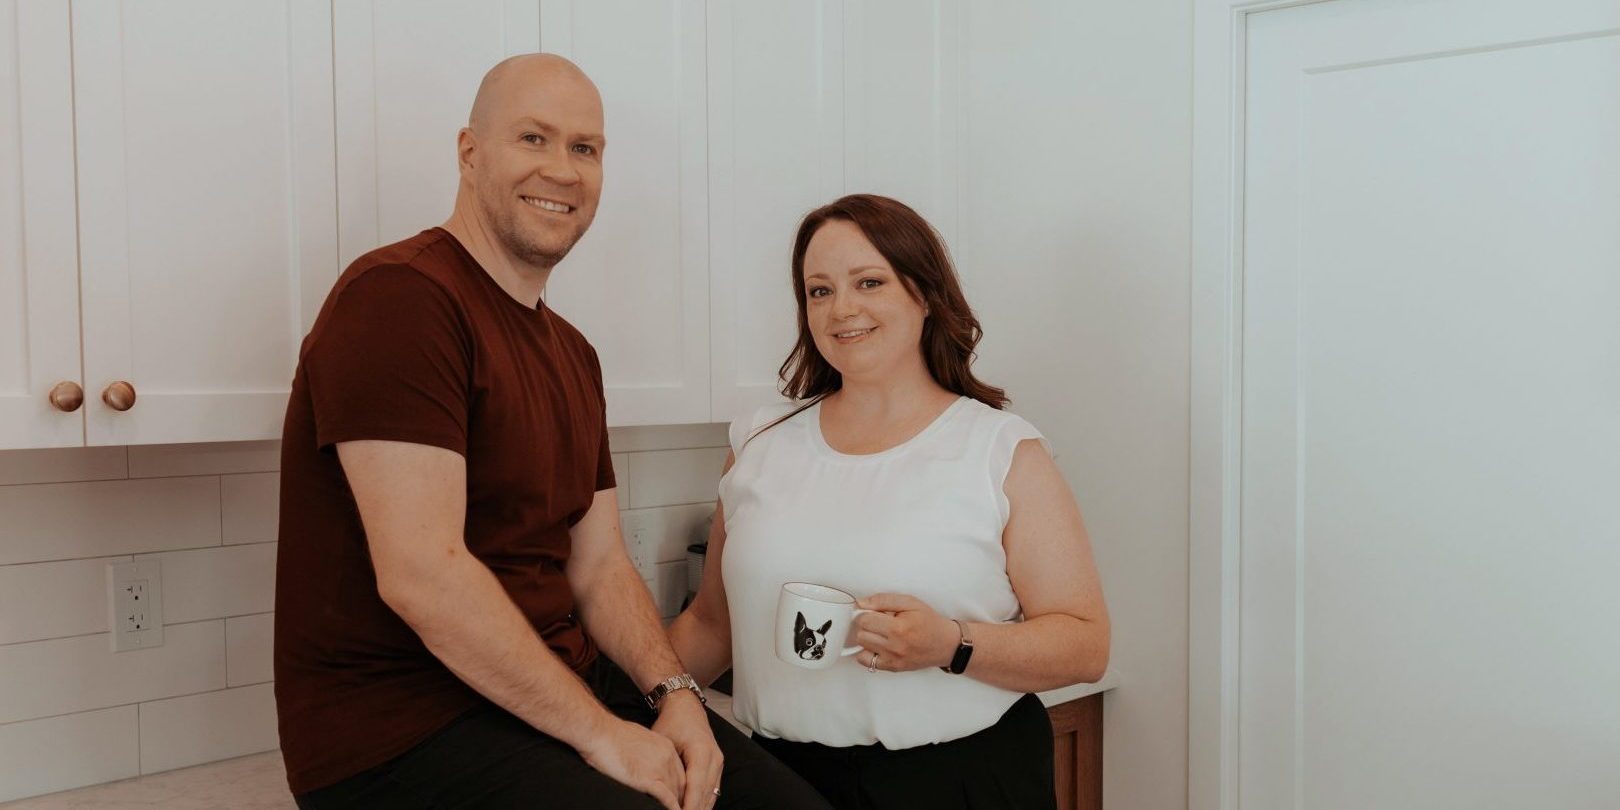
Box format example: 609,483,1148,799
842,0,963,248
706,0,845,423
333,0,541,269
0,0,82,449
1,0,968,448
707,0,965,425
71,0,337,445
540,0,711,427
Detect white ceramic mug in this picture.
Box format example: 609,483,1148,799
775,582,872,670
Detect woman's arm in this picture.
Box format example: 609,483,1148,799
854,439,1110,692
666,452,737,687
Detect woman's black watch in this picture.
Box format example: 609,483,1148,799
941,619,974,674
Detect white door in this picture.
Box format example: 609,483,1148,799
1240,1,1620,807
0,0,81,448
707,0,845,422
72,0,338,445
539,0,710,427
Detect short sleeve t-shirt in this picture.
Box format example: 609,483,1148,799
274,228,615,795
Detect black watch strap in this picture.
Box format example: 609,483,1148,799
941,619,974,674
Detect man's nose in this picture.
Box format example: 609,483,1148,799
537,149,581,186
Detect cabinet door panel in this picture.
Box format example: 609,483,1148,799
540,0,710,426
707,0,844,423
843,0,963,246
333,0,541,270
73,0,337,445
0,0,82,448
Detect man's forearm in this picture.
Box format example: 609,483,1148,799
381,546,614,752
573,553,689,693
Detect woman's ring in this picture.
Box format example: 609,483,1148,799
866,653,880,672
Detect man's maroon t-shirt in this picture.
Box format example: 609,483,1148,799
274,228,615,795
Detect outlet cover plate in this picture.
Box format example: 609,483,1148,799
107,560,164,652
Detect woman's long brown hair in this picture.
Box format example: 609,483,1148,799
751,194,1007,443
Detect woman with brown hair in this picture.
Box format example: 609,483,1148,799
669,194,1109,809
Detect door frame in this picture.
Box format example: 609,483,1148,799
1188,2,1335,809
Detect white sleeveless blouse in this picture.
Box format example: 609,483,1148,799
717,396,1048,748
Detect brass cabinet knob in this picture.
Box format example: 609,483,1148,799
102,381,137,411
48,381,84,412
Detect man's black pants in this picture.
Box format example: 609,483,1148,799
295,658,831,809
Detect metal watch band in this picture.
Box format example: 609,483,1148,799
644,673,706,711
941,619,975,674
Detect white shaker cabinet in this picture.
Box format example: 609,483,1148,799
333,0,712,427
705,0,844,424
539,0,712,427
332,0,542,268
1,0,969,447
0,0,82,449
71,0,338,445
706,0,965,424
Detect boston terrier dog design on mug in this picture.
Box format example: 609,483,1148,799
775,582,871,670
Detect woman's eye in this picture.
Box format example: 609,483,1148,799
807,287,829,298
859,278,883,289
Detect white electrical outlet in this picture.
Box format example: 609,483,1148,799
624,512,654,578
108,560,165,652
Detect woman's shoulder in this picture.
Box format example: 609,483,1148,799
948,399,1052,461
726,399,813,455
953,397,1041,434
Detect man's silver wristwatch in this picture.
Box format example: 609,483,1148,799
644,673,706,711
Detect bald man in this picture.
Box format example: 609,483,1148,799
275,55,829,810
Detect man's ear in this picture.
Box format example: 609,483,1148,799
456,127,478,173
818,620,833,635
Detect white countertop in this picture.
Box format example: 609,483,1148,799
1037,667,1121,707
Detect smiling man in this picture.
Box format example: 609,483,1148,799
274,55,828,810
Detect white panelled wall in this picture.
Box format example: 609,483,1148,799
959,3,1192,810
0,426,728,803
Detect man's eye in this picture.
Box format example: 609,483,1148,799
572,144,597,156
521,133,544,144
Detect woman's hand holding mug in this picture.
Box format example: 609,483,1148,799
852,593,961,673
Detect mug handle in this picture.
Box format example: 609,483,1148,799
839,608,874,657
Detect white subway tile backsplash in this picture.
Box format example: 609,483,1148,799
0,447,126,487
0,427,735,799
138,684,279,775
138,544,276,624
0,706,139,803
623,503,715,565
128,441,280,478
0,621,226,725
226,613,274,687
626,447,728,509
222,473,279,545
0,556,133,646
0,477,221,566
648,560,690,619
609,423,729,453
